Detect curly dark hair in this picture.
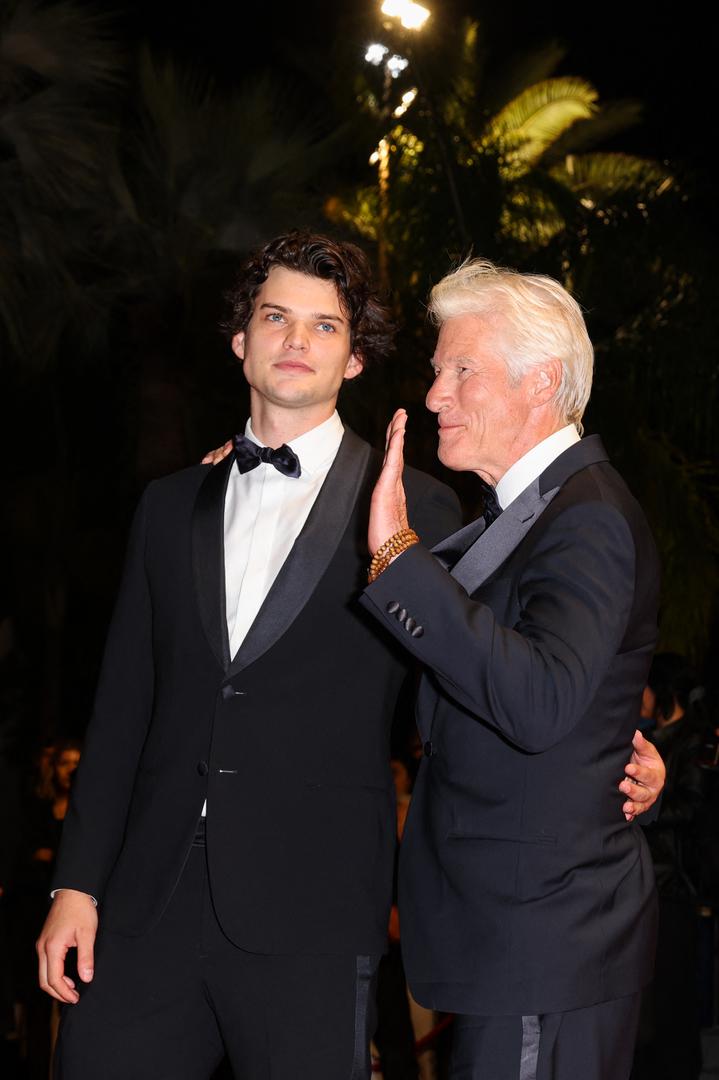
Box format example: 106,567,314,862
223,231,394,368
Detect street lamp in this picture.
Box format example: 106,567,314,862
380,0,431,31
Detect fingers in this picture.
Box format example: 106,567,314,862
618,772,660,820
38,937,79,1004
622,763,657,793
76,928,96,984
201,440,233,465
383,409,407,465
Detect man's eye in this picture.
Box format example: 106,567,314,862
267,312,284,323
318,322,335,333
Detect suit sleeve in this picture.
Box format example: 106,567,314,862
52,487,156,902
360,501,636,753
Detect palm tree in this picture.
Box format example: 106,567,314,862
334,20,673,286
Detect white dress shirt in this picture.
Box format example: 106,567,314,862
224,410,345,658
495,424,581,510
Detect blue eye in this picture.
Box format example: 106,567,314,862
267,312,284,323
318,322,335,333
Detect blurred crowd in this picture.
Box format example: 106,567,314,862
1,650,718,1080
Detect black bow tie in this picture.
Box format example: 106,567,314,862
232,434,301,478
481,485,502,527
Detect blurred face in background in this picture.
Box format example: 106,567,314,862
54,749,81,793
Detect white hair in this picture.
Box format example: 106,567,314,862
428,258,594,429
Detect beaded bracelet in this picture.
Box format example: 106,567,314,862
368,528,419,584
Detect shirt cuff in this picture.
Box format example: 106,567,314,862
50,888,98,907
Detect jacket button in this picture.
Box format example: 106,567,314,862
423,741,435,757
405,616,416,633
221,685,245,700
386,601,400,615
411,625,424,638
197,760,209,776
397,607,408,623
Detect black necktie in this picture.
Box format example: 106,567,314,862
481,485,502,527
232,434,301,478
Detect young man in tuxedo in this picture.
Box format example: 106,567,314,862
36,232,461,1080
363,259,664,1080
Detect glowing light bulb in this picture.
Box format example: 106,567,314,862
365,43,389,65
381,0,431,31
386,54,409,79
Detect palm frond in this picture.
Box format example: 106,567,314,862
0,0,123,94
551,153,672,202
498,183,567,248
487,77,598,175
1,87,119,204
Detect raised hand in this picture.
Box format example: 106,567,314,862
368,409,410,556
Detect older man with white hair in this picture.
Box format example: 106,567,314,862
362,259,660,1079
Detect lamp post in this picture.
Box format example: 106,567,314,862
365,44,413,288
364,2,429,290
365,1,468,289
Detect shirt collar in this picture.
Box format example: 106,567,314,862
244,411,344,478
495,424,581,510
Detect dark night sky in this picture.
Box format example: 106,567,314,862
123,0,709,171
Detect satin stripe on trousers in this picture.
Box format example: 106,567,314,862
55,828,379,1079
450,992,642,1080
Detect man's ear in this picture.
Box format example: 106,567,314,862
530,357,562,407
231,332,245,361
344,353,364,381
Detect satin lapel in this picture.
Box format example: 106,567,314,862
450,478,561,594
226,429,372,678
191,455,234,672
430,515,487,570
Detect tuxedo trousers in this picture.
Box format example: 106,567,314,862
54,829,379,1080
449,992,642,1080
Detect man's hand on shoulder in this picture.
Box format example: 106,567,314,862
619,729,666,821
37,888,98,1003
201,440,233,466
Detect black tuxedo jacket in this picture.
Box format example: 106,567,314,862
361,436,660,1014
53,429,460,955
